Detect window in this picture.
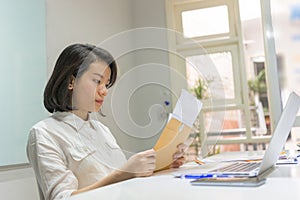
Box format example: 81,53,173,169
181,6,230,38
186,50,235,100
166,0,273,157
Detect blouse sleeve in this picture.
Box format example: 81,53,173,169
27,127,78,200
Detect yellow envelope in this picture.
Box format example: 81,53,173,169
154,117,192,171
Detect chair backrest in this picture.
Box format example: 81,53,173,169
0,168,39,200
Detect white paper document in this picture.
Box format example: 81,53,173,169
172,89,202,127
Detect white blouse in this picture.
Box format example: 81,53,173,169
27,112,127,200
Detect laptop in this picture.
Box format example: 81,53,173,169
206,92,300,178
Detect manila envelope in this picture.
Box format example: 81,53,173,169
154,117,192,171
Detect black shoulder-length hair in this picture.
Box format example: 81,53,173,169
44,43,117,113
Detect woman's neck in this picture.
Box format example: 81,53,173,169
71,110,89,121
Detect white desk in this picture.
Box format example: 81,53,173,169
69,152,300,200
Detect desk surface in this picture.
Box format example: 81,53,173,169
69,152,300,200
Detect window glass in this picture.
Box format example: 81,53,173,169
186,51,234,100
181,5,229,38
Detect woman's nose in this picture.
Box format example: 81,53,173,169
98,84,108,96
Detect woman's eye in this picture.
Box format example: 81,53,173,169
93,79,101,84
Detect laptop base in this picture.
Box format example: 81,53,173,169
191,176,266,187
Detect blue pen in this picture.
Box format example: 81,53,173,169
294,154,300,162
182,174,232,179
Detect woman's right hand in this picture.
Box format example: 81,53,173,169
120,149,156,178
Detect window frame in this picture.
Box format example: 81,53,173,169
165,0,277,155
174,0,237,44
182,44,242,106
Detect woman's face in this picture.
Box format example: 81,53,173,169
71,61,111,119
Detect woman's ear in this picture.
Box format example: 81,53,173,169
68,75,75,90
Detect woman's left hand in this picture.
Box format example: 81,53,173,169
170,138,193,168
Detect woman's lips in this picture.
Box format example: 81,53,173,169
95,99,103,105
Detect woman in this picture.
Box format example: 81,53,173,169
27,44,186,200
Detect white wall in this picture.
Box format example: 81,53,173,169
104,0,172,154
46,0,133,73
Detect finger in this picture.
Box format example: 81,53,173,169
140,164,155,175
171,163,182,168
140,149,156,158
172,156,186,166
170,160,184,168
178,138,194,150
141,152,156,164
177,143,187,152
176,156,186,162
173,152,184,160
146,158,156,165
177,138,193,153
173,156,185,162
138,157,156,167
145,149,157,157
148,162,156,170
141,149,155,154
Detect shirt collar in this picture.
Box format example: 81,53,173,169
52,111,96,131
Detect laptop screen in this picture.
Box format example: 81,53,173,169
258,92,300,174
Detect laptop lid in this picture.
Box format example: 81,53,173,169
208,92,300,177
257,92,300,175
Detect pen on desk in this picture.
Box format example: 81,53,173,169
294,154,300,162
177,174,232,179
194,158,205,165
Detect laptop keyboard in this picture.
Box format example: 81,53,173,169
210,162,261,172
